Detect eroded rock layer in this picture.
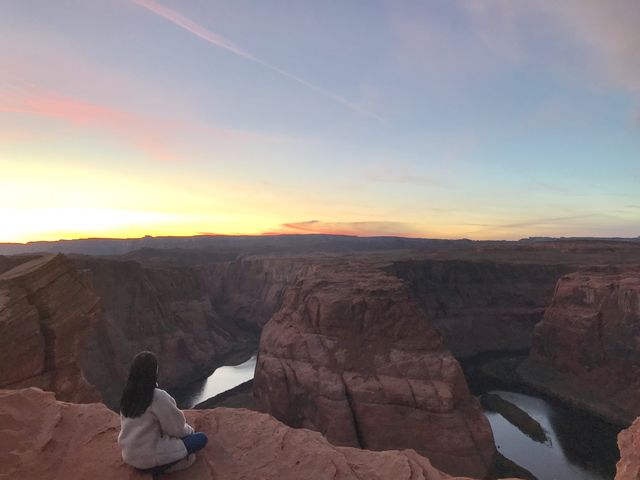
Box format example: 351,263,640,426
521,267,640,424
0,254,99,402
0,388,515,480
254,261,496,478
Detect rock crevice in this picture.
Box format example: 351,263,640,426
0,254,100,403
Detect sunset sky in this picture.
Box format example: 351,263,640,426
1,0,639,243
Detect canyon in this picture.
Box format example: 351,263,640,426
0,236,639,479
520,266,640,425
72,255,307,407
391,259,571,357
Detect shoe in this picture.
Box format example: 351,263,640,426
164,454,196,473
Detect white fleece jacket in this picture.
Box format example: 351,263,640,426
118,388,194,469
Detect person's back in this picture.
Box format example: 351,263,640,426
118,351,208,476
119,387,196,469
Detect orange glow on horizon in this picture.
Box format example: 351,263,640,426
2,158,635,244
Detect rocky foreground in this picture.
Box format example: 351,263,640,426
7,386,640,480
0,388,516,480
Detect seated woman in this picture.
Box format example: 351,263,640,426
118,351,208,476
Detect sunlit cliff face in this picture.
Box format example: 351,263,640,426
1,1,639,243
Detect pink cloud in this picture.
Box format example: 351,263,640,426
133,0,382,121
1,88,131,124
0,87,174,161
0,85,297,161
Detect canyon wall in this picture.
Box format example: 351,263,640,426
254,261,496,478
0,254,99,402
392,260,570,356
73,255,305,407
0,387,514,480
520,267,640,424
0,254,40,274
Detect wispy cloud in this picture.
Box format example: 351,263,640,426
0,84,296,160
462,1,640,96
0,85,177,160
542,0,640,96
364,166,446,187
264,219,421,237
132,0,382,121
459,213,612,237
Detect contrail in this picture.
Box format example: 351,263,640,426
133,0,382,120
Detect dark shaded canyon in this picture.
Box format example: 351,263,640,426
1,237,640,479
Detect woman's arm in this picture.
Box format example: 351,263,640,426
151,389,194,438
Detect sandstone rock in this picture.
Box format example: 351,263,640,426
0,388,517,480
200,256,312,330
0,255,99,402
616,416,640,480
521,267,640,424
392,260,570,357
254,262,496,478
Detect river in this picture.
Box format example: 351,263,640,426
484,389,620,479
171,355,257,408
171,354,620,479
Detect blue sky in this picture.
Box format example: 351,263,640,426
1,0,638,241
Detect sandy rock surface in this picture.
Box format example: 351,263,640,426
0,388,516,480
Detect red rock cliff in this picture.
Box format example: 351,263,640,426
0,388,516,480
254,261,496,478
0,254,99,402
521,267,640,424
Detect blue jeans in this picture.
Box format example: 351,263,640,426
139,432,208,476
182,432,208,454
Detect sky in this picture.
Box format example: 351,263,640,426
1,0,639,243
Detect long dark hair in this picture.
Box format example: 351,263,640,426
120,351,158,418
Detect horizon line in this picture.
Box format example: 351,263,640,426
2,232,639,246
